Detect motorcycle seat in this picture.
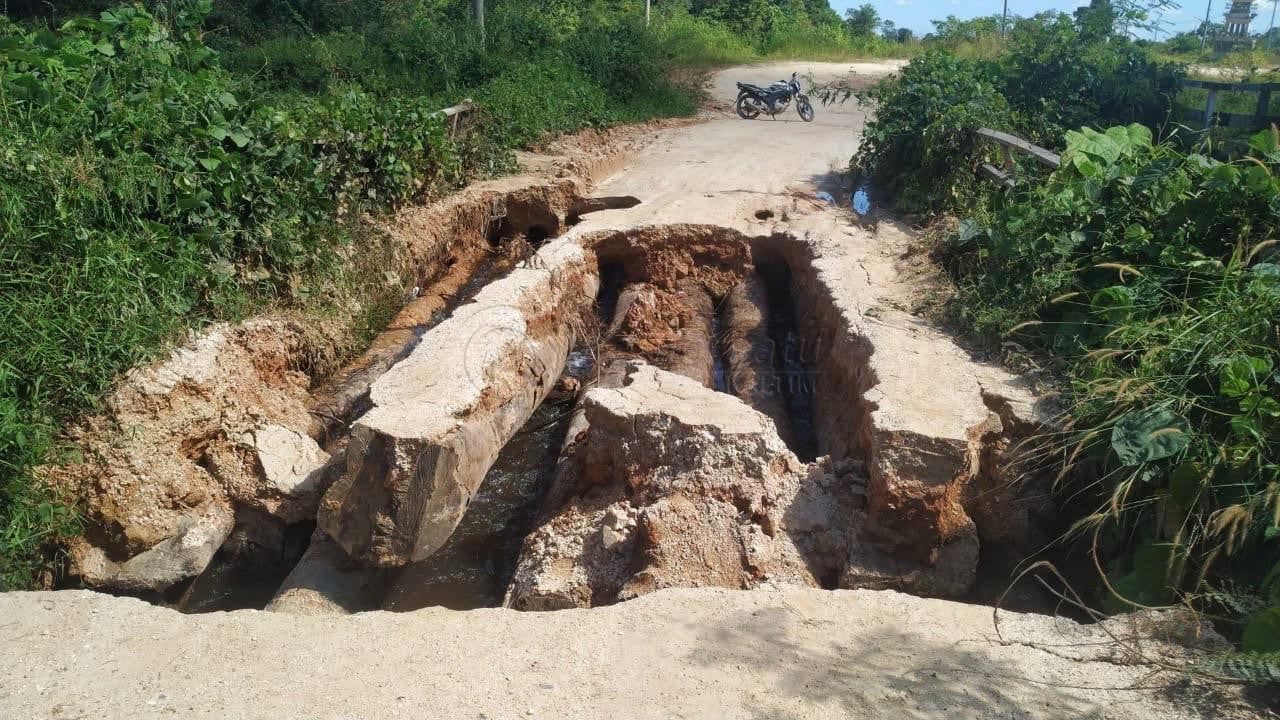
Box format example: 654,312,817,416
736,82,765,93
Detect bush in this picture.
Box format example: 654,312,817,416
944,124,1280,657
993,14,1183,140
477,60,617,147
849,51,1016,215
648,11,756,67
850,11,1184,216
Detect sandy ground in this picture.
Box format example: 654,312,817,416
0,61,1259,720
576,61,892,230
0,586,1235,720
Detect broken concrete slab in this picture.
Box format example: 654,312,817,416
507,362,865,610
318,239,599,567
69,502,234,593
251,425,330,497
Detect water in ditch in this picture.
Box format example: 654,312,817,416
756,260,819,462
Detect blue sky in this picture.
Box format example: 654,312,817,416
826,1,1280,38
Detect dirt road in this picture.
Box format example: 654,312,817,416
0,62,1249,720
582,61,898,228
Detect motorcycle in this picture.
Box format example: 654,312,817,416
735,72,815,122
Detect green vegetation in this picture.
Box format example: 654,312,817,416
852,1,1280,679
1,0,881,590
846,9,1183,216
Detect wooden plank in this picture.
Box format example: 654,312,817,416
980,163,1015,189
438,99,475,118
976,128,1061,169
1204,89,1220,128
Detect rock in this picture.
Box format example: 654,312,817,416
318,240,599,567
43,317,336,592
507,362,865,610
251,425,330,497
599,524,628,551
69,503,234,593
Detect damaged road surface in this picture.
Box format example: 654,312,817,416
3,62,1247,720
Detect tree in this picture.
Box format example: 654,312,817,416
1076,0,1182,39
879,18,896,41
929,14,1003,44
844,3,878,37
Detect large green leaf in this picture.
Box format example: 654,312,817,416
1245,608,1280,652
1168,462,1203,509
1251,264,1280,299
1111,406,1191,465
1091,285,1134,323
1066,127,1122,165
1249,127,1280,158
1217,355,1273,398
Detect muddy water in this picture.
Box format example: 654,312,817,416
381,348,594,611
756,261,819,462
176,557,296,613
710,298,731,393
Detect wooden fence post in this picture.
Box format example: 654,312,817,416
1204,88,1219,128
1257,87,1274,129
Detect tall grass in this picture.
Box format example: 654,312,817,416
649,11,756,68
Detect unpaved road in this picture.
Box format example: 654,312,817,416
582,61,896,228
0,586,1229,720
0,62,1249,720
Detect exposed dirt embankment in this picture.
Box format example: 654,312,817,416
40,123,667,596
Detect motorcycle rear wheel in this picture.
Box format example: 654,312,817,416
736,94,761,120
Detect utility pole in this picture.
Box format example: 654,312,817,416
1201,0,1213,54
474,0,485,41
1002,0,1009,36
1268,0,1278,50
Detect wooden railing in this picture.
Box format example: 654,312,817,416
1178,79,1280,130
437,98,476,139
975,128,1061,188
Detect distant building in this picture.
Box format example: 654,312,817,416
1215,1,1257,50
1224,1,1257,37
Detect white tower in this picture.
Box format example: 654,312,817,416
1224,1,1257,36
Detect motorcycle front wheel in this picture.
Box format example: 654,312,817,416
797,96,815,123
736,94,761,120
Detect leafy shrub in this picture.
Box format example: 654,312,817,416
851,11,1184,216
943,124,1280,649
849,51,1016,215
477,60,617,148
993,14,1182,140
